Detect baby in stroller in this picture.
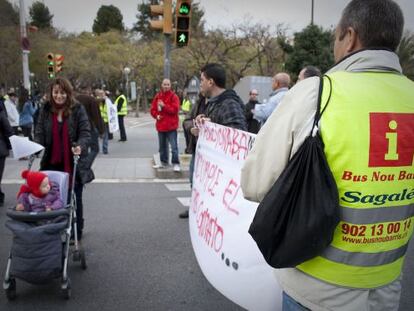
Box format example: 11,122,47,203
16,170,63,212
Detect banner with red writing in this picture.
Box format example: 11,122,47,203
189,122,282,310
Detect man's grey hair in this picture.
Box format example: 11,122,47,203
338,0,404,51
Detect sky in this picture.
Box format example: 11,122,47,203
12,0,414,34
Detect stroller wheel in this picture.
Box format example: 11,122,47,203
80,249,87,270
61,278,71,300
4,278,16,301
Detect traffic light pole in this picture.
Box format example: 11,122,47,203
164,34,171,79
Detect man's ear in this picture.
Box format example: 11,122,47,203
345,27,363,53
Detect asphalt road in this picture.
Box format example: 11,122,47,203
0,182,243,311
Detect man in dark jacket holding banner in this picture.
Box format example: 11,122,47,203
196,63,246,131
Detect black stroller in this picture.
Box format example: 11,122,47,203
3,154,86,300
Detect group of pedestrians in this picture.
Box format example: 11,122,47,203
0,1,412,309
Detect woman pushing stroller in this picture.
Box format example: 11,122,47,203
34,77,91,240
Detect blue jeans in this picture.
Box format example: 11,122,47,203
282,292,310,311
158,130,179,165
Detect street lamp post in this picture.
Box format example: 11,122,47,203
123,67,131,101
311,0,314,25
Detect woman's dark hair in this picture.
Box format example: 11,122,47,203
17,88,29,112
338,0,404,51
49,77,75,117
76,94,105,135
200,63,226,88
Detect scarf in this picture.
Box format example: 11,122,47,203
50,113,72,175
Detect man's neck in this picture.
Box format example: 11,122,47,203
210,87,225,99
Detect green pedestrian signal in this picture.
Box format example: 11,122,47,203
175,0,191,47
176,32,189,47
179,33,187,42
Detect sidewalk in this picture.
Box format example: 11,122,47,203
3,114,190,184
2,156,160,184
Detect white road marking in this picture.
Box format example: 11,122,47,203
177,197,191,207
165,183,191,191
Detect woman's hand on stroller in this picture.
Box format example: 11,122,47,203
71,145,81,155
16,203,24,211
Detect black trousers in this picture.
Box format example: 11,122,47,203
21,125,33,141
118,115,127,140
74,182,84,240
0,156,5,200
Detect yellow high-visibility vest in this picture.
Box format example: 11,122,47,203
115,94,128,116
298,71,414,288
99,102,108,123
181,99,191,113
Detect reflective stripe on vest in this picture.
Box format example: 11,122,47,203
297,71,414,289
115,95,128,116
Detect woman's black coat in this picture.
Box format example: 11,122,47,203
34,101,93,184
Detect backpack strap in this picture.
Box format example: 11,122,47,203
311,75,333,136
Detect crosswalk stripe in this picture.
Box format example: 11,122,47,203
177,197,191,207
165,183,191,191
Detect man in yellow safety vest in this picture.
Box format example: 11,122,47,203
241,0,414,310
115,90,128,142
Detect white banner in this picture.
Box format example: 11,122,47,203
189,122,282,311
106,97,119,133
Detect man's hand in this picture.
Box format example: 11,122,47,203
195,114,210,128
16,203,24,211
45,206,52,212
190,127,200,137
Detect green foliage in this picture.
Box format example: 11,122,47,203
0,0,19,27
93,5,124,34
397,31,414,80
29,1,53,29
283,24,334,77
0,26,21,88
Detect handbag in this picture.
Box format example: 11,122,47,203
248,76,340,268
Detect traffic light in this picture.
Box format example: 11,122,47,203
54,54,64,73
149,0,173,34
47,52,55,79
175,0,191,47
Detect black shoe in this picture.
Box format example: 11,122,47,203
179,210,189,219
0,192,4,207
118,139,127,142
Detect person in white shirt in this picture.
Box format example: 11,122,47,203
4,91,19,135
253,73,290,124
